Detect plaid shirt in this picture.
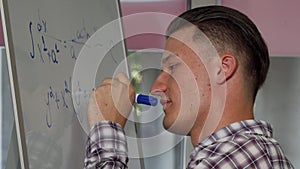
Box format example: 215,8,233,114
84,121,128,169
84,120,294,169
188,120,294,169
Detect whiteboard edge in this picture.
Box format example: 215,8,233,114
0,0,29,169
116,0,146,168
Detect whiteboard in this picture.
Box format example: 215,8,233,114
0,0,132,168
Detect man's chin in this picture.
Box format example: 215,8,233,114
163,121,191,136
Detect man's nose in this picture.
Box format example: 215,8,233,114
150,71,169,96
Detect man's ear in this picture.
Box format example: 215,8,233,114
216,54,238,84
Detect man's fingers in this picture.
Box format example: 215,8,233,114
102,78,112,85
115,72,131,86
88,72,135,128
114,72,135,105
102,73,130,87
101,78,119,88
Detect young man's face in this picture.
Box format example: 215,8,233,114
150,26,214,135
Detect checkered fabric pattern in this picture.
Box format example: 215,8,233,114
84,121,128,169
84,120,294,169
188,120,294,169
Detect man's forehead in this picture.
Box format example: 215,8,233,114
165,26,200,54
166,25,219,60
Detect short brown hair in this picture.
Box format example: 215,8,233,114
166,5,269,99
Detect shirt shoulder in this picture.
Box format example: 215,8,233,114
189,133,269,168
188,120,294,169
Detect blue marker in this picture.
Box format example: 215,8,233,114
135,94,158,106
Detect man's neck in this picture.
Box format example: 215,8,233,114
190,99,254,147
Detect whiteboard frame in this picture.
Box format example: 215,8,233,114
0,0,29,168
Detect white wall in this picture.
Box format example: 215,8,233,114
255,57,300,168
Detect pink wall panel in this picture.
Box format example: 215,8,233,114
222,0,300,56
121,0,187,50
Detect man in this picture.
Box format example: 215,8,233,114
84,6,294,169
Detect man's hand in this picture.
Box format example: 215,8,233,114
87,72,135,129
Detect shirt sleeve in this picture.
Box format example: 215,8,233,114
84,121,128,169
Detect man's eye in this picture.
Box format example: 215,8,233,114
169,64,176,70
167,63,179,73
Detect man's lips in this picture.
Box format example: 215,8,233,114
160,99,171,107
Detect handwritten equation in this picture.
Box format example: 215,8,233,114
27,11,122,128
26,11,96,128
28,11,95,64
45,76,91,128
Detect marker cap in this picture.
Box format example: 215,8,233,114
136,94,158,106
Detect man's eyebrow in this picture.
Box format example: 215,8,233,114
162,54,176,64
